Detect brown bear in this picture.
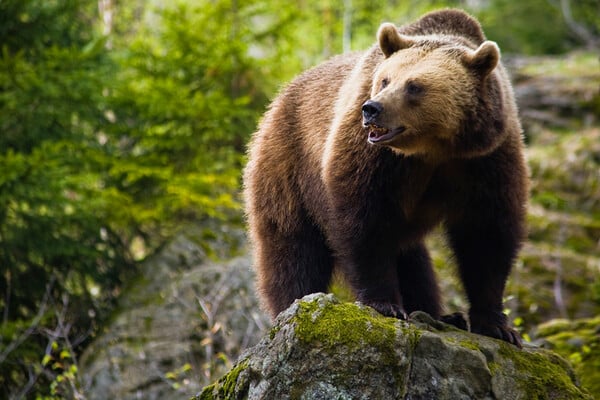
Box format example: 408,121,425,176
244,9,528,346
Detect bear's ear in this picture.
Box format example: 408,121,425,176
378,23,414,58
463,41,500,77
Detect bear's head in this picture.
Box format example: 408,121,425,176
362,23,502,159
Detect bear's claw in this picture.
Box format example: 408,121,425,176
439,312,468,331
470,318,523,348
364,301,408,320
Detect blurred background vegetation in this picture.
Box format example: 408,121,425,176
0,0,598,398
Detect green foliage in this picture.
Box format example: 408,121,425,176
0,0,294,397
571,0,600,41
477,0,572,54
39,341,84,400
477,0,600,54
105,0,275,236
0,0,130,395
0,0,97,55
165,362,194,390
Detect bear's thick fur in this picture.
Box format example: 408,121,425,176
244,9,528,346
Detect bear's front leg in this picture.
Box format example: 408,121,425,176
354,261,408,320
351,254,408,320
447,208,525,347
323,125,410,320
329,213,408,319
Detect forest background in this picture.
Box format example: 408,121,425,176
0,0,598,398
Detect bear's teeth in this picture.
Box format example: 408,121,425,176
369,126,389,138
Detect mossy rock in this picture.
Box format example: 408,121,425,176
534,317,600,398
194,294,592,400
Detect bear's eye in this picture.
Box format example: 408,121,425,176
381,78,389,89
405,81,424,96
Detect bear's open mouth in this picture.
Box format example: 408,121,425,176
367,125,406,144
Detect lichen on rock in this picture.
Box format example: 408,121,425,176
194,293,592,400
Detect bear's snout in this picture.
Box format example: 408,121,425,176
362,100,383,125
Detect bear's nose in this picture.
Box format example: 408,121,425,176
361,100,383,123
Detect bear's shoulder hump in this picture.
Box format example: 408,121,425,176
400,9,485,45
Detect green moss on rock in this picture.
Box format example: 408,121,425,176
534,317,600,398
498,345,586,399
194,359,249,400
294,298,400,352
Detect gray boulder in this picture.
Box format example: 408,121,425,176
196,293,592,400
79,235,269,400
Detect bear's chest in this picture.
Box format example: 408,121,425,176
392,161,464,227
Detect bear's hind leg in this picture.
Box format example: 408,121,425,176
253,215,334,319
396,244,442,319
